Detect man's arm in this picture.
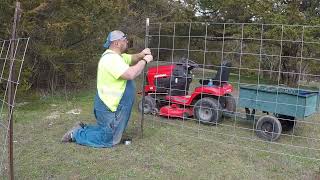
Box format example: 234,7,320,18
121,55,153,80
130,48,151,65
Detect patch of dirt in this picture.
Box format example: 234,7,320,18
66,109,81,115
46,111,61,120
16,102,30,107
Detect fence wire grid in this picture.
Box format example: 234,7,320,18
0,37,29,177
140,22,320,162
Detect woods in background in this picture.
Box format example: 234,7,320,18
0,0,319,92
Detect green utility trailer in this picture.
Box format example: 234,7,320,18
237,85,319,141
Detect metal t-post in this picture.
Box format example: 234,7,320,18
8,2,21,180
141,18,150,138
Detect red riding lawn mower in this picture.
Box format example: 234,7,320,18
138,59,236,124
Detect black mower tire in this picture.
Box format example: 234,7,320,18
193,97,222,125
256,115,282,141
138,96,156,114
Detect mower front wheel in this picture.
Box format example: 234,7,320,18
193,97,222,125
138,96,156,114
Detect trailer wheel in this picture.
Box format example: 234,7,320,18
138,96,156,114
193,97,222,125
256,115,282,141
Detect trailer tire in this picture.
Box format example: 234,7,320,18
256,115,282,141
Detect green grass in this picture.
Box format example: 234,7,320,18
1,75,320,179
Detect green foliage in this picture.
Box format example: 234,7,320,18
1,0,196,92
0,0,14,39
1,0,320,91
196,0,320,86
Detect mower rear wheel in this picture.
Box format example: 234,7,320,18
193,97,222,125
138,96,156,114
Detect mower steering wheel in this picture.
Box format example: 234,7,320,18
184,59,199,69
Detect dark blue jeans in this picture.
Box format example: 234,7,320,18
73,80,135,148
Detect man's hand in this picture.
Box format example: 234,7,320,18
143,54,153,63
141,48,151,56
122,54,154,80
131,48,152,65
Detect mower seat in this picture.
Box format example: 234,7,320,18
199,60,232,86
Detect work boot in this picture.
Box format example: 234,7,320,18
61,121,85,143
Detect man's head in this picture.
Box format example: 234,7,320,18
103,30,128,52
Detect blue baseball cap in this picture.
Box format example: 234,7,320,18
103,30,127,48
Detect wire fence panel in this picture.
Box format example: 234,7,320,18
0,37,29,177
140,22,320,162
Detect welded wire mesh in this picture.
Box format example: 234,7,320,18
141,22,320,162
0,37,29,176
